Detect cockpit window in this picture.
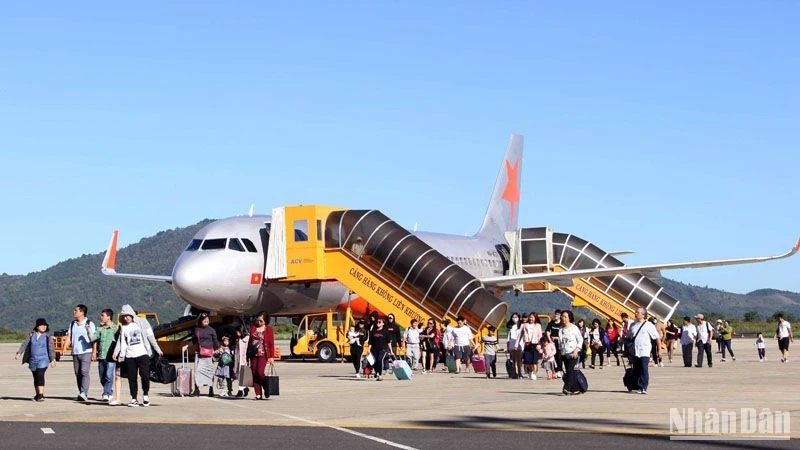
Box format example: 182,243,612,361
201,238,227,250
185,239,202,251
228,238,245,252
241,238,258,253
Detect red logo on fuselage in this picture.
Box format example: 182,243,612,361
250,273,263,285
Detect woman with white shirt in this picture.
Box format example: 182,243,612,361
113,304,162,407
506,313,522,379
559,310,584,395
521,312,543,380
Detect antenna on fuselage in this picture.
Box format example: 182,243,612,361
413,222,418,232
248,204,254,217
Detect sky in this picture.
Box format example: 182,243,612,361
0,2,797,294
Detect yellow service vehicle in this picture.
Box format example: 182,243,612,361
291,308,355,363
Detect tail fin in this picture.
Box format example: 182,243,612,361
476,134,524,239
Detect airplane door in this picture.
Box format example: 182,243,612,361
260,224,271,281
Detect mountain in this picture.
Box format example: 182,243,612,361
0,220,213,332
1,220,798,331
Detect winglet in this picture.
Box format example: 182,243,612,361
101,230,119,275
795,236,800,253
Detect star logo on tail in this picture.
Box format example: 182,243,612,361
501,157,520,225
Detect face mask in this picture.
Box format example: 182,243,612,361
512,317,519,323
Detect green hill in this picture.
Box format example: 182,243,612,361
1,219,798,332
0,220,212,332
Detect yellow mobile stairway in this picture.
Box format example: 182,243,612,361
264,205,509,335
506,227,680,323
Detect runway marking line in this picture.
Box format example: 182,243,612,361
215,397,418,450
41,428,54,434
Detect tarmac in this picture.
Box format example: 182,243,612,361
1,339,797,449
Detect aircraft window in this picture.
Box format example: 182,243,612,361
316,219,322,241
293,220,309,242
185,239,202,251
201,238,227,250
228,238,245,252
241,238,258,253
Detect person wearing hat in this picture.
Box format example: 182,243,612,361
15,318,56,402
694,314,714,368
113,304,162,407
715,319,725,354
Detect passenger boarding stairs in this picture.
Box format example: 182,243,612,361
506,227,679,323
265,206,509,334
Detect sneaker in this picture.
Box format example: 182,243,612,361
101,394,108,402
531,374,537,380
658,362,664,367
640,390,647,395
128,399,140,408
36,395,45,402
720,358,726,362
376,376,382,381
732,357,736,361
142,396,150,407
108,400,120,406
355,373,362,378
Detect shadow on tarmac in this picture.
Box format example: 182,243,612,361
404,415,791,449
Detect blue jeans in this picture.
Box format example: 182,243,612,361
632,356,650,391
98,360,116,397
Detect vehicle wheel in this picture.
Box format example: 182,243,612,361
290,337,298,357
317,342,337,363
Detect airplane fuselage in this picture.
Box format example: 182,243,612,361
171,215,507,316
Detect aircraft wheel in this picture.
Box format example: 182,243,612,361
317,342,337,363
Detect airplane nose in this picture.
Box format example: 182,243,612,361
172,254,218,309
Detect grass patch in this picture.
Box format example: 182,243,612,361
0,328,25,343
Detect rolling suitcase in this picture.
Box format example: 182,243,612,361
622,359,638,392
392,360,413,380
575,369,589,393
471,354,487,374
172,345,193,396
506,358,518,379
445,355,458,373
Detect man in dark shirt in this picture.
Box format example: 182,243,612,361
385,314,403,356
545,309,563,374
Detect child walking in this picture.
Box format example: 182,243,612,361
756,332,766,362
214,335,234,396
537,335,557,380
482,326,498,378
15,318,56,402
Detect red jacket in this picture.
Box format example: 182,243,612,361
249,325,275,359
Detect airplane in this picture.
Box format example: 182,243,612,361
101,134,799,320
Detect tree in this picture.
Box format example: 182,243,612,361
743,311,760,322
771,311,796,322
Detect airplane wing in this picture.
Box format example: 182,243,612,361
101,230,173,283
480,237,800,288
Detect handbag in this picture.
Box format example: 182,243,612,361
591,342,602,351
266,362,280,396
199,347,214,358
625,323,645,357
238,364,253,387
